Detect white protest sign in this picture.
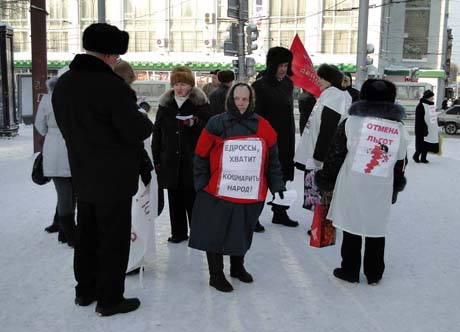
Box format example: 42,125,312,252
218,138,263,200
428,105,438,124
351,119,400,177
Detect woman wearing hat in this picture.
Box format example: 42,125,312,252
152,66,210,243
295,64,351,218
413,90,439,163
189,83,285,292
315,79,409,285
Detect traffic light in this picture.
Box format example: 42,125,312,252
245,57,255,77
204,13,215,24
224,23,239,56
246,23,259,55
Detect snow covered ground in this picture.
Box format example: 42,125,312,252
1,125,459,332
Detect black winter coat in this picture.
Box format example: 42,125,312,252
252,75,296,181
152,87,210,189
209,84,230,116
52,54,153,203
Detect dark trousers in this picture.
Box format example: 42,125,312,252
74,198,132,308
206,252,245,275
52,177,76,217
413,150,428,161
167,189,196,237
341,231,385,281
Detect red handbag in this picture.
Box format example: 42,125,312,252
309,204,336,248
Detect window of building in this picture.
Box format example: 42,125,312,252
321,0,358,54
403,0,431,60
268,0,308,48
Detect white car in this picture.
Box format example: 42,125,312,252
438,105,460,135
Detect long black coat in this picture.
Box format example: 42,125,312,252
208,84,230,116
414,98,439,153
52,54,153,203
152,87,210,189
252,75,296,181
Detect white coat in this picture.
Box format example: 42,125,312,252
34,93,71,177
327,116,409,237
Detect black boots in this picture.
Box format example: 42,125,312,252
59,214,76,247
95,298,141,316
230,256,253,283
44,208,60,233
413,151,429,163
167,235,189,243
254,220,265,233
206,252,233,292
333,268,359,283
271,205,299,227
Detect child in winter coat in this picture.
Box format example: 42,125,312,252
315,79,409,285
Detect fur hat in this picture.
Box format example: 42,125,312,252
423,90,435,99
83,23,129,55
170,66,195,87
114,60,136,84
360,79,397,103
210,69,220,75
316,64,344,88
265,47,293,77
217,70,235,83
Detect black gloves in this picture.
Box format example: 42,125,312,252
140,148,154,186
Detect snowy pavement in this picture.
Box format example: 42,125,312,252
0,125,459,332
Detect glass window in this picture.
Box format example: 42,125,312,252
403,4,430,59
409,86,425,99
396,86,409,100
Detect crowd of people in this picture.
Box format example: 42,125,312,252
35,23,417,317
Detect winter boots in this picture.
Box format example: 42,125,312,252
271,204,299,227
254,220,265,233
95,298,141,317
333,268,359,283
230,256,253,283
44,208,60,233
59,214,76,248
206,252,233,292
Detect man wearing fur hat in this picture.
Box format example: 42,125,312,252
52,23,153,316
152,66,210,244
252,46,298,228
209,70,235,116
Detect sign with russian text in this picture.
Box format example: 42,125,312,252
351,119,400,177
218,138,263,200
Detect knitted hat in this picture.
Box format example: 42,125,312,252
114,60,136,84
316,64,344,88
423,90,435,99
170,66,195,87
265,47,293,77
217,70,235,83
360,79,397,103
83,23,129,55
210,69,220,75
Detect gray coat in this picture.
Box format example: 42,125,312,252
189,105,285,256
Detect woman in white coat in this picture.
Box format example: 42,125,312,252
35,77,75,247
315,79,409,285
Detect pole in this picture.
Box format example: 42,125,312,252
238,0,246,82
30,0,47,153
355,0,369,90
98,0,106,23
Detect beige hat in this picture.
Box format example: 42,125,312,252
170,66,195,87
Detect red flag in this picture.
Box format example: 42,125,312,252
290,34,321,98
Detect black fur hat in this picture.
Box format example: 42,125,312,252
360,79,397,103
218,70,235,83
423,90,434,99
83,23,129,55
265,47,293,77
316,64,344,88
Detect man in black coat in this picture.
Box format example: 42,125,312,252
209,70,235,116
298,89,317,135
52,23,153,317
252,47,298,228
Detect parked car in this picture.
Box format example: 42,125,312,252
438,105,460,135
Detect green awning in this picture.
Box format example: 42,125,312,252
416,70,445,78
384,69,411,76
14,60,356,73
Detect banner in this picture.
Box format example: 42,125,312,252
290,34,322,98
351,119,401,177
217,138,263,200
